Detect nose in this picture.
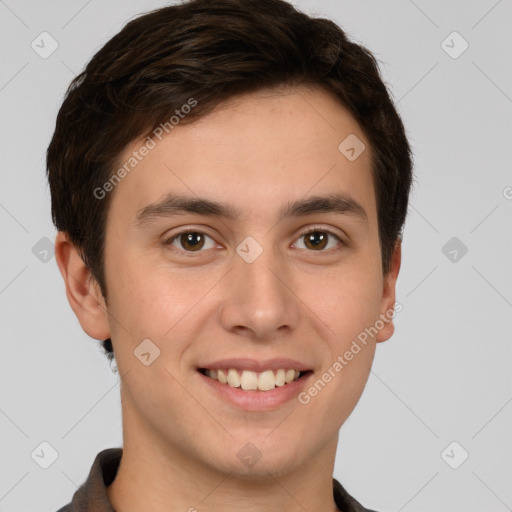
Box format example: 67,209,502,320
218,243,301,341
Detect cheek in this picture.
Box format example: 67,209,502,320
303,263,381,414
105,253,220,346
301,333,376,431
311,263,383,340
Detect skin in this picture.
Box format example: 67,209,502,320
55,84,401,512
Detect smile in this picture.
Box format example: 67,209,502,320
199,368,308,391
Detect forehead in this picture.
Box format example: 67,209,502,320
107,85,376,227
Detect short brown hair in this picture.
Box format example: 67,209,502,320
47,0,413,362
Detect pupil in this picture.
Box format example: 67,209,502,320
183,232,203,250
307,232,326,249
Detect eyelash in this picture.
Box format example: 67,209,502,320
162,226,345,257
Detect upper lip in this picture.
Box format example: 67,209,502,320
197,358,312,372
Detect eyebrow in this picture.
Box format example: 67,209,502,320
135,192,368,226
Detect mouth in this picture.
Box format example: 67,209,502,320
198,368,312,392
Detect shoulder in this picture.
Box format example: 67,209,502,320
333,478,379,512
55,506,72,512
54,447,122,512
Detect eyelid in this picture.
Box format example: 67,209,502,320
295,224,345,241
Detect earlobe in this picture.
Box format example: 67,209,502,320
376,238,402,343
54,232,111,340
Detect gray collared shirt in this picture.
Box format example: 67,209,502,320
56,448,377,512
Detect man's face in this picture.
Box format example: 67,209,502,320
100,85,398,476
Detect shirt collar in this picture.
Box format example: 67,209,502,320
58,448,375,512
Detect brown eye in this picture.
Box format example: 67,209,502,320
179,232,205,251
294,229,343,252
304,231,328,250
165,230,217,253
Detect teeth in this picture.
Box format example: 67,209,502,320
275,369,286,386
240,370,258,390
227,369,241,388
204,368,303,391
258,370,275,391
285,369,296,384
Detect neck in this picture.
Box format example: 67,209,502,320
107,397,340,512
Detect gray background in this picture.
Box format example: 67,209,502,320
1,1,511,511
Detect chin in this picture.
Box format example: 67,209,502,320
221,434,310,479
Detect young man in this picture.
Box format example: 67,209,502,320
48,0,413,510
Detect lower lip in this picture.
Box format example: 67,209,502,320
198,371,313,411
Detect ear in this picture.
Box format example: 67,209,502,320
54,231,111,340
375,238,402,343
